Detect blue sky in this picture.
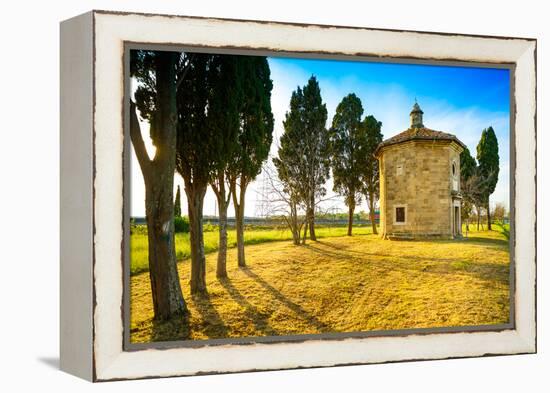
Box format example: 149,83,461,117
269,57,510,113
267,56,510,213
131,55,510,217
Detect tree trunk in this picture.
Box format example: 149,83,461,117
232,181,247,268
216,194,229,278
186,184,207,295
212,178,230,279
486,197,492,230
235,204,246,267
476,206,481,231
290,202,301,245
293,232,300,245
285,203,302,246
347,201,355,236
129,52,187,320
308,211,316,240
368,191,378,235
145,181,187,319
302,220,308,245
308,194,317,241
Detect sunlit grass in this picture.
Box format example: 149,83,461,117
130,228,510,343
130,225,373,275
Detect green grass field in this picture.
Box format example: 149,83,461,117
130,225,510,343
130,224,373,275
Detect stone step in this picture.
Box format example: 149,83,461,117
387,233,415,240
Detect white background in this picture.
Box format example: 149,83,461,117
0,0,546,391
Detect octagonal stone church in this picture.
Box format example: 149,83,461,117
374,102,466,240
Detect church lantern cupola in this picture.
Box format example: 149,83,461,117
410,101,424,128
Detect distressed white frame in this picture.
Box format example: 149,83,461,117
60,10,536,381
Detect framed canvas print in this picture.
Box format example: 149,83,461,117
60,10,537,381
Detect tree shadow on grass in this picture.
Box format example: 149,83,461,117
374,255,510,285
440,235,509,249
318,234,508,253
316,239,360,251
306,241,509,287
304,242,367,262
242,267,329,333
191,292,230,339
219,277,277,336
151,312,191,342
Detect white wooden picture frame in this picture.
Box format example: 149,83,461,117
60,10,536,381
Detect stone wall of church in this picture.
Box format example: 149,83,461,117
379,140,460,239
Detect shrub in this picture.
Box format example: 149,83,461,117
495,221,510,241
130,224,148,235
174,216,190,233
203,221,218,232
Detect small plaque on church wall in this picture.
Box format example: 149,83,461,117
60,11,537,381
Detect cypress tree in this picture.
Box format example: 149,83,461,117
208,55,242,278
227,56,274,267
361,115,383,235
130,50,187,319
176,53,217,295
460,147,479,230
275,76,330,244
476,127,499,230
329,93,365,236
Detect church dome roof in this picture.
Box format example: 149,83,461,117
374,127,466,157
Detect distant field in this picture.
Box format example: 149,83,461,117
130,227,510,343
130,224,373,275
